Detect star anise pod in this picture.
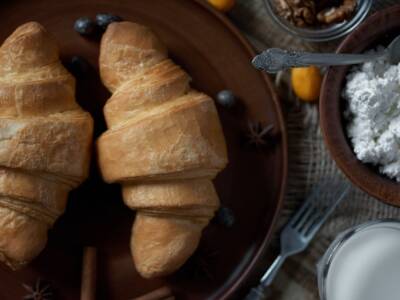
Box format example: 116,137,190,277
23,278,54,300
246,121,274,147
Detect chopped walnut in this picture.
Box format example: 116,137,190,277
317,0,357,24
274,0,357,27
275,0,316,27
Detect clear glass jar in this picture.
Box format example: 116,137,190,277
317,220,400,300
263,0,373,42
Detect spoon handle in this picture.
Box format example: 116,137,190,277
252,48,385,73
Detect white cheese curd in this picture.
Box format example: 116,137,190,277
344,48,400,181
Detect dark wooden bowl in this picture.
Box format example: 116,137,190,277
320,5,400,206
0,0,287,299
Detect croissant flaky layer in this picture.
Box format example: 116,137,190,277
97,22,228,278
0,22,93,269
98,91,227,183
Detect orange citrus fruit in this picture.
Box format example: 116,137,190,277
291,66,322,102
207,0,235,12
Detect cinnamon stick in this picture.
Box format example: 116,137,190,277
80,247,97,300
132,286,173,300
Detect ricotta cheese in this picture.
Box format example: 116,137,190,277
344,49,400,181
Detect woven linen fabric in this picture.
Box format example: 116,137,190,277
230,1,400,299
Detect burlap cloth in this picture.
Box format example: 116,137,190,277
229,1,400,299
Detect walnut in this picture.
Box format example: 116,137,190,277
274,0,293,21
274,0,316,27
317,0,357,24
274,0,357,27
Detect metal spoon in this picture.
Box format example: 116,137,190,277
252,35,400,74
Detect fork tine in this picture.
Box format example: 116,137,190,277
288,183,324,227
295,206,317,231
296,179,350,236
300,208,322,234
300,188,333,234
303,215,323,236
305,182,351,238
288,202,312,227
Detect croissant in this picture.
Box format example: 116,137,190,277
97,22,228,278
0,22,93,269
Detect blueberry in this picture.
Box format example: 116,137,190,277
74,17,96,36
67,56,90,78
96,13,122,29
216,206,235,228
216,90,236,108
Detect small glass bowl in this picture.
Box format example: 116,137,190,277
317,220,400,300
263,0,373,42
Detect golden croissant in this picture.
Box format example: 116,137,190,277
97,22,228,278
0,22,93,269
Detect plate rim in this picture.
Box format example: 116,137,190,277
190,1,288,298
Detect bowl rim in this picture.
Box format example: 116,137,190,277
317,219,400,300
320,4,400,207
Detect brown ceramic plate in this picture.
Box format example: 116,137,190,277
0,0,287,299
320,5,400,206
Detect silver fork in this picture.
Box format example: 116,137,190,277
244,179,351,300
